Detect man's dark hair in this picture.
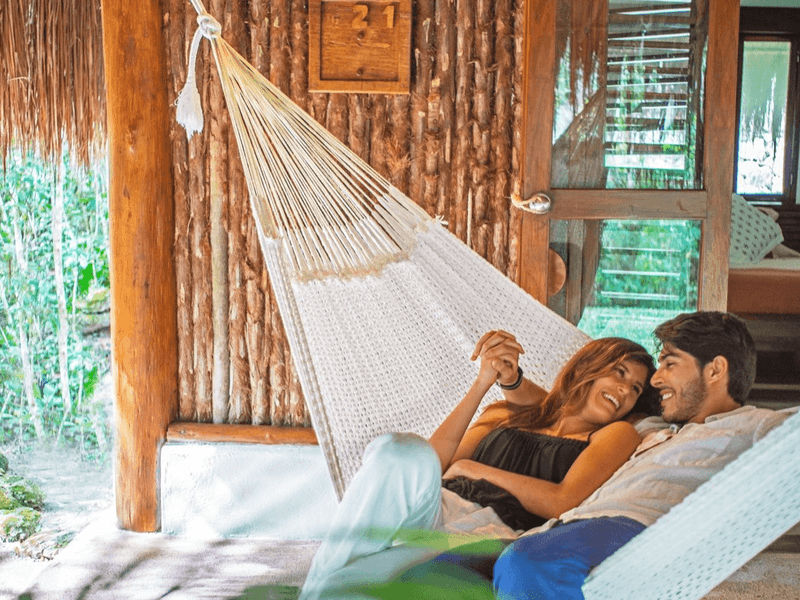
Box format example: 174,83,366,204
653,311,756,404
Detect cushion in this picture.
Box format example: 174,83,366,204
729,194,784,267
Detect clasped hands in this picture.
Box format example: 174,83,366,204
471,329,525,389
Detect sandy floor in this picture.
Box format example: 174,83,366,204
1,444,799,600
0,444,114,597
4,517,800,600
704,551,800,600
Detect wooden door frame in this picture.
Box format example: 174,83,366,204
702,0,739,309
518,0,739,311
519,0,557,303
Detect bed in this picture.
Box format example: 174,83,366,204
726,197,800,403
728,255,800,360
728,255,800,317
727,195,800,318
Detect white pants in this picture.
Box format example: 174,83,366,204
299,432,518,600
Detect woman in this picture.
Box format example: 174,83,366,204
432,330,658,532
300,331,658,600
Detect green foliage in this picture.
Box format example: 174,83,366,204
579,220,701,355
237,585,299,599
1,506,41,542
605,60,702,190
0,148,110,457
0,474,45,511
593,220,700,310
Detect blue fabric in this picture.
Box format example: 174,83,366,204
430,538,512,581
493,517,646,600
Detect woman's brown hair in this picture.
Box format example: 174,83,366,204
486,337,659,431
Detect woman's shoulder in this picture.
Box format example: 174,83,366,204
589,420,641,445
472,401,514,429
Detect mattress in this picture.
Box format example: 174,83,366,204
728,258,800,315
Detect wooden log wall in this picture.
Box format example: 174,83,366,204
162,0,527,426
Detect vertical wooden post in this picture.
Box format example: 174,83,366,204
518,0,555,302
700,0,739,310
101,0,178,531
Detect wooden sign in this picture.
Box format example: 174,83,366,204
309,0,411,94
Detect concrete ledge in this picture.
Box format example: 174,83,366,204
161,442,337,540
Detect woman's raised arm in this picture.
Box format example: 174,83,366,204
472,330,548,407
428,373,495,472
429,330,548,470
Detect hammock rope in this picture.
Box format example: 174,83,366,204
178,1,429,281
583,406,800,600
175,1,589,495
176,5,800,599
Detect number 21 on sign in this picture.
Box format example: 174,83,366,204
351,3,395,28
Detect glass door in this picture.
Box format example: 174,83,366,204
518,0,739,351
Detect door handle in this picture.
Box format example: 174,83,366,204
512,192,552,214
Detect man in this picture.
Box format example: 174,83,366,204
403,311,788,600
489,310,789,599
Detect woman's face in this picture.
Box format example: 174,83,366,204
576,359,649,426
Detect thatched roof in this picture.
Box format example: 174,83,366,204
1,0,106,164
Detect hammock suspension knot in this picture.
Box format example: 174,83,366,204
175,11,220,139
197,13,221,39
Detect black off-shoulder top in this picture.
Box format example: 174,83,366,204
442,427,589,531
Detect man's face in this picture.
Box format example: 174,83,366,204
651,343,707,424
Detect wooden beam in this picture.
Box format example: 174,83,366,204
518,0,556,302
700,0,738,310
548,190,708,220
167,423,318,445
102,0,178,532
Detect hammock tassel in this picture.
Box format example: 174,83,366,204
176,12,221,139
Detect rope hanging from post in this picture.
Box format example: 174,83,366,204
176,1,221,137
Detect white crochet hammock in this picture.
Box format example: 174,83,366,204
176,4,800,599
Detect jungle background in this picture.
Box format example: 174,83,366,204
0,149,113,566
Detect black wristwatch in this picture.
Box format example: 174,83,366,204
497,366,524,390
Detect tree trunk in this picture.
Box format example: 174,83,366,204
0,277,42,439
17,321,43,439
10,218,45,440
53,157,72,416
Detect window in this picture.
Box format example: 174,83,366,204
736,8,800,207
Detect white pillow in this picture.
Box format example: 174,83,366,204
729,194,784,267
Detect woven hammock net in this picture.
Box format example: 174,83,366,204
177,4,591,496
177,4,800,599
